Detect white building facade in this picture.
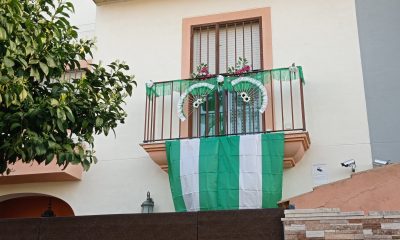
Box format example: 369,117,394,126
0,0,382,216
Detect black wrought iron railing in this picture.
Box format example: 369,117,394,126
143,67,306,143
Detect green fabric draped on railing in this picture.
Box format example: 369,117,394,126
146,66,304,97
166,132,284,212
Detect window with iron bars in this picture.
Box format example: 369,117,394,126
190,18,263,137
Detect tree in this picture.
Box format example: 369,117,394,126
0,0,136,174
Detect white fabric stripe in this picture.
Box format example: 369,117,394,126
239,134,263,209
180,138,200,211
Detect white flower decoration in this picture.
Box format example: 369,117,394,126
217,75,224,84
193,98,204,108
231,77,268,113
146,80,154,88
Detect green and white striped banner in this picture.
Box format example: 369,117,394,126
166,133,284,212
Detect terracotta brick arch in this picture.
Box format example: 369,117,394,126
0,193,74,219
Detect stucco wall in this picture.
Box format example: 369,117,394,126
355,0,400,164
0,0,372,215
69,0,96,38
269,0,372,199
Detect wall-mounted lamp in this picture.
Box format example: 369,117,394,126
41,198,56,217
141,191,154,213
341,159,356,172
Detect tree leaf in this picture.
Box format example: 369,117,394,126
30,67,40,80
4,93,10,107
25,46,34,55
57,119,65,132
19,88,28,101
65,2,75,12
64,106,75,123
18,57,28,68
4,57,15,67
35,144,46,156
58,153,66,164
29,59,39,64
9,41,16,51
71,154,81,164
0,27,7,40
5,23,14,34
45,56,56,68
82,159,90,171
95,117,103,127
126,84,133,96
57,108,66,121
45,153,54,165
39,62,49,75
50,98,59,107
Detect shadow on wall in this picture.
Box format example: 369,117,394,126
0,193,74,219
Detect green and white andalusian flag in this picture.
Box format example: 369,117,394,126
166,133,284,212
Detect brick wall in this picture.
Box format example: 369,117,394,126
283,208,400,239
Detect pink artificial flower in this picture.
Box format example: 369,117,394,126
244,65,251,71
200,66,209,73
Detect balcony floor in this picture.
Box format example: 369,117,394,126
141,131,310,172
0,160,83,185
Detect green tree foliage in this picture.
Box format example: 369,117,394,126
0,0,136,174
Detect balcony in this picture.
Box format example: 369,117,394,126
141,67,310,172
0,159,83,185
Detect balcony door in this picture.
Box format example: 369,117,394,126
190,18,264,137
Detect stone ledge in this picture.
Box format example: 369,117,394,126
369,211,400,216
284,208,340,214
284,211,365,219
282,215,386,221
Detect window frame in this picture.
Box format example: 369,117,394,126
181,7,272,79
189,17,264,75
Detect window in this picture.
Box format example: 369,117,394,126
191,18,263,74
190,18,264,137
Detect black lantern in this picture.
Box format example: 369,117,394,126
141,191,154,213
